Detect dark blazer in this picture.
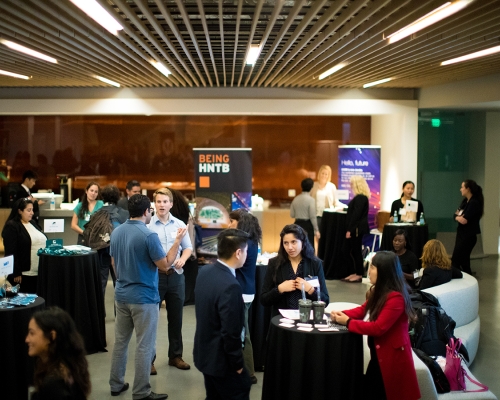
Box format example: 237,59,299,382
344,292,421,400
235,240,258,296
2,219,45,277
419,265,463,290
260,256,330,317
346,194,369,237
117,196,129,211
390,197,424,222
193,261,245,377
455,196,482,235
14,186,40,222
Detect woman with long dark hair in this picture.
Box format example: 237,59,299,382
71,181,103,244
2,198,46,293
229,208,262,384
331,252,420,400
261,224,329,318
451,179,484,274
26,307,91,399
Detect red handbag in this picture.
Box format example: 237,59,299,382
444,338,488,392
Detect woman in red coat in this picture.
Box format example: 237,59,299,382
331,251,420,400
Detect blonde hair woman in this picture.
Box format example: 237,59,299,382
310,165,342,230
419,239,462,289
342,176,370,283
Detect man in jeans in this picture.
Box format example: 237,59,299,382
109,194,186,400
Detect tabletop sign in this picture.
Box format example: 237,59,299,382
0,255,14,276
46,239,63,250
44,219,65,233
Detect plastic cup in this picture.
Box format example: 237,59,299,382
313,301,326,323
298,299,312,323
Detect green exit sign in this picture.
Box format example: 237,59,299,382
431,118,441,127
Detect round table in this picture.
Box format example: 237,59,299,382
381,223,429,260
0,296,45,400
262,315,363,400
317,211,351,279
37,251,106,354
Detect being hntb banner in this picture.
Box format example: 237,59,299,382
338,145,381,230
193,148,252,230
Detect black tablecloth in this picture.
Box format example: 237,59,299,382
37,252,107,354
0,297,45,400
317,211,352,279
248,263,271,372
381,223,429,260
262,315,363,400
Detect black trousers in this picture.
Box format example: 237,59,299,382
294,219,315,250
451,231,477,275
345,234,364,276
203,369,252,400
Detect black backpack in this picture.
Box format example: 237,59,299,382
83,209,120,250
413,348,451,393
409,290,469,362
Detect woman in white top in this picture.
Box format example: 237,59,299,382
2,198,47,293
310,165,340,230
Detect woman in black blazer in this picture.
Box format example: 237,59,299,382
451,179,484,275
2,198,46,293
261,224,329,318
389,181,424,223
342,175,370,283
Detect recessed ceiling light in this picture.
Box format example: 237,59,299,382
386,0,474,44
70,0,123,35
95,76,120,87
0,39,57,64
151,61,171,77
441,45,500,66
0,69,31,80
318,62,348,80
245,44,261,66
363,78,392,88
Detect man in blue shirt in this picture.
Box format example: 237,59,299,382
109,194,186,400
148,188,193,372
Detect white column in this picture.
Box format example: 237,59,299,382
483,112,500,254
371,109,419,211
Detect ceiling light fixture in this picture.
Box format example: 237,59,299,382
95,75,121,87
318,62,348,80
363,78,392,88
386,0,474,44
0,69,31,80
151,61,171,77
441,45,500,65
0,39,57,64
70,0,123,35
245,44,261,66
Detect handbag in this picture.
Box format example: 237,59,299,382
444,338,488,392
413,348,450,393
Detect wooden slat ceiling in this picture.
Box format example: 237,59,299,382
0,0,499,89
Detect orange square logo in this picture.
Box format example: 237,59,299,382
199,176,210,188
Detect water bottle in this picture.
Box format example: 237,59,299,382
393,210,399,223
50,194,55,210
419,212,425,225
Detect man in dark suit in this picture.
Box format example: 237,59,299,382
117,180,141,211
193,229,252,400
14,170,43,223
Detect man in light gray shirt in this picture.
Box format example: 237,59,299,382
290,178,320,249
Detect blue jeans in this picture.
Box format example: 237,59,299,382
158,272,185,358
110,302,158,399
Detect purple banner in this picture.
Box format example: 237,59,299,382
338,146,381,230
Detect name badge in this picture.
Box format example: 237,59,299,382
305,276,320,287
399,208,407,215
